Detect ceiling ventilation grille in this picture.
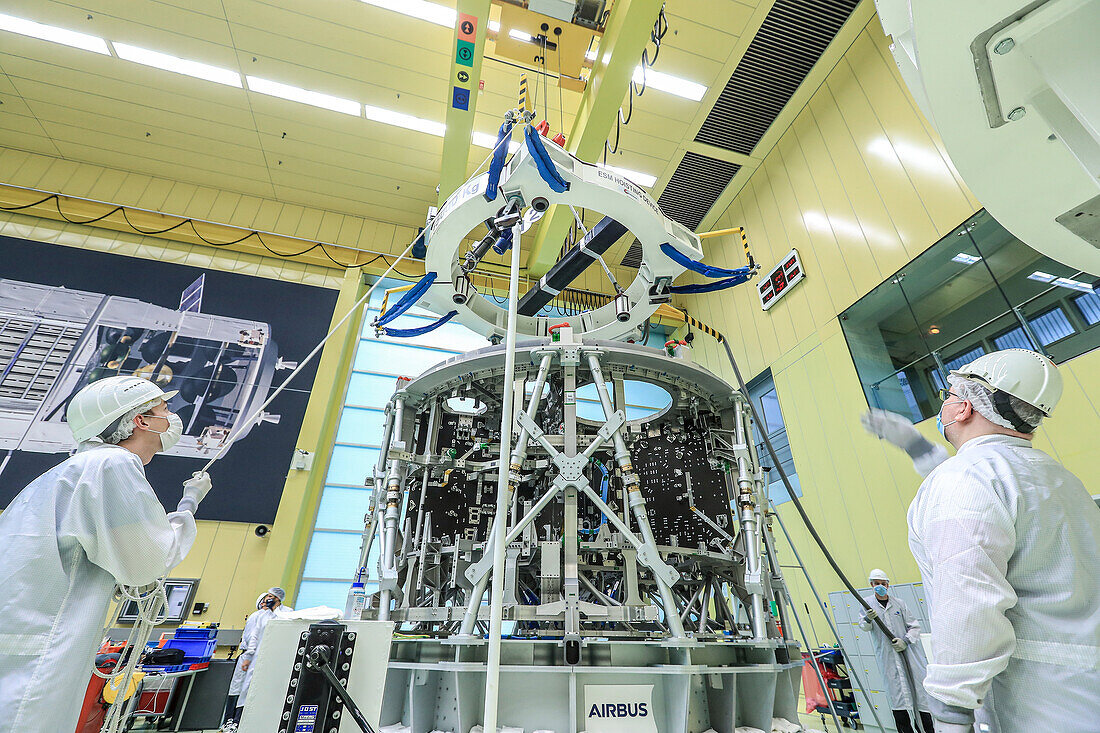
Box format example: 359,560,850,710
694,0,860,154
619,239,643,268
657,151,741,231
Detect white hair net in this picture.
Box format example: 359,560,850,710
104,397,162,444
949,376,1045,431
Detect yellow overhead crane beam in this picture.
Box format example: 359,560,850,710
438,0,493,204
525,0,665,277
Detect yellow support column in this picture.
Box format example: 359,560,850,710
438,0,493,203
256,267,370,599
525,0,664,276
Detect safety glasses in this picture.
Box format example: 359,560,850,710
937,388,957,403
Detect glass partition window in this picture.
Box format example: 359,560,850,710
841,210,1099,421
747,370,800,505
295,280,483,609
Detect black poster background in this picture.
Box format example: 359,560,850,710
0,235,339,523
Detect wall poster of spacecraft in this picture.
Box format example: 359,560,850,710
0,234,339,523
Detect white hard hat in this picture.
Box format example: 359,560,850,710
951,348,1062,415
868,568,889,583
66,375,178,443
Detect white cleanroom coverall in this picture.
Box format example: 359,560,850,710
236,603,293,707
228,594,267,696
0,445,197,733
858,595,931,712
908,434,1100,732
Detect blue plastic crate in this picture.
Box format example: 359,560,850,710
172,627,217,640
162,636,216,663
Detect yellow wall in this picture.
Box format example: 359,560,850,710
677,17,1100,635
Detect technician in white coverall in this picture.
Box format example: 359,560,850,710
221,585,292,726
857,569,932,733
0,376,212,733
863,349,1100,733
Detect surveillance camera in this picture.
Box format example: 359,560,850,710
255,525,270,538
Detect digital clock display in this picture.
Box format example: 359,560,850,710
757,249,805,311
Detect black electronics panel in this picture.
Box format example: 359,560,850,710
632,427,734,550
418,412,496,542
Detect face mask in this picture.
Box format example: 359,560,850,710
874,585,888,598
143,412,184,452
938,399,961,439
263,597,278,610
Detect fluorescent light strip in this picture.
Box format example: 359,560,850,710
632,67,706,101
113,42,241,87
1028,271,1056,283
597,163,657,188
0,12,109,54
358,0,498,33
473,132,521,155
1054,276,1094,293
952,253,981,264
246,76,361,116
509,28,534,42
365,105,445,136
357,0,454,27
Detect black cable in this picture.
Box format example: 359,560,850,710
306,646,376,733
603,6,666,158
3,191,419,269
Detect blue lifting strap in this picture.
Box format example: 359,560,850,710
484,120,514,202
660,242,753,280
491,227,514,255
524,125,569,193
668,274,752,294
375,272,436,328
383,309,458,337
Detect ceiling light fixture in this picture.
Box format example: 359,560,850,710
472,132,521,155
508,28,534,42
952,252,981,264
1053,276,1094,293
357,0,454,27
1027,271,1095,292
245,76,361,116
113,42,242,87
632,67,706,101
365,105,445,136
0,12,109,54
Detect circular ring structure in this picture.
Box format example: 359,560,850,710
419,135,704,340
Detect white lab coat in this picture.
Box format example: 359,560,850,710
0,444,196,733
857,594,931,711
228,595,267,696
236,603,293,707
908,434,1100,732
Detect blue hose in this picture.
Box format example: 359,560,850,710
382,309,458,338
375,272,436,328
660,242,753,279
484,119,514,202
669,274,752,293
524,125,568,193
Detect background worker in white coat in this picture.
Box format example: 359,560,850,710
864,349,1100,733
0,376,212,733
857,569,933,733
226,586,293,729
220,593,267,731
